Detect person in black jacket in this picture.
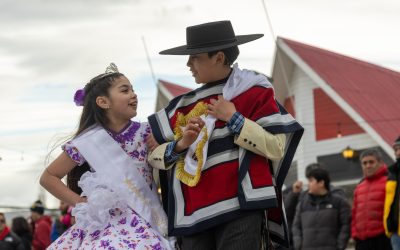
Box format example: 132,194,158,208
0,213,25,250
284,163,346,249
292,167,351,250
384,136,400,249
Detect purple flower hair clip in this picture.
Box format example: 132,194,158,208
73,88,85,106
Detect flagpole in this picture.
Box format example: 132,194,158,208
141,36,157,85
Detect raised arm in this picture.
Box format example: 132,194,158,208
39,152,86,206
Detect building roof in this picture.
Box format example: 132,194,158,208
277,37,400,153
158,79,192,97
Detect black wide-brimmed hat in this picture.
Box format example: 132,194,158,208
159,20,264,55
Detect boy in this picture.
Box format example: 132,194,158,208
292,167,351,250
148,20,303,249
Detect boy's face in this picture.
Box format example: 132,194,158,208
186,53,219,84
307,177,325,195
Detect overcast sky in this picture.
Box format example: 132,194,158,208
1,0,399,208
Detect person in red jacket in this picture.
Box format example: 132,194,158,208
351,149,392,250
30,200,52,250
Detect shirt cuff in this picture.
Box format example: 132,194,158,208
227,112,245,135
164,140,187,164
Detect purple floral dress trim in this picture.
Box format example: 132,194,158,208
50,208,168,250
49,122,169,249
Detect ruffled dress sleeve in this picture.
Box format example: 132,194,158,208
62,141,86,166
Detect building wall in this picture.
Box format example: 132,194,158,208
288,66,379,184
314,89,364,140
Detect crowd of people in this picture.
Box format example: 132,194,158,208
0,200,73,250
283,136,400,250
2,141,398,250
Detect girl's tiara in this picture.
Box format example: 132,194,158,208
74,63,119,106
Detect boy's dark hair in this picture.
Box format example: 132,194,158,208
359,148,382,162
208,46,240,66
306,167,330,190
67,72,125,195
305,162,327,177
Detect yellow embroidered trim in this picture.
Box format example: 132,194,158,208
174,102,208,187
124,179,167,232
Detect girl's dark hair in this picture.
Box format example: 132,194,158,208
12,217,31,234
67,72,124,194
208,46,240,66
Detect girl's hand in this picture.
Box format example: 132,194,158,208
146,133,159,152
175,117,205,152
75,196,87,206
207,95,236,122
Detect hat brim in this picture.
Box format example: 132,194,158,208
159,34,264,55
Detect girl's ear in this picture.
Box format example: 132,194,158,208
96,96,110,110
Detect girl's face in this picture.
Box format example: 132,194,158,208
186,53,219,84
106,76,138,122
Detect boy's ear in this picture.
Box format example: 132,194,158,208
215,51,225,65
96,96,110,109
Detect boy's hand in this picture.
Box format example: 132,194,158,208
175,117,205,152
292,180,303,193
146,133,159,152
207,95,236,122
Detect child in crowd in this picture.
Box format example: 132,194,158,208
292,167,351,250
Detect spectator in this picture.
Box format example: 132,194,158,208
11,217,32,250
0,212,25,250
352,149,392,250
50,201,72,242
284,163,346,249
30,200,52,250
384,136,400,249
292,167,351,250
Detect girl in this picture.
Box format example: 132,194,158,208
40,63,174,249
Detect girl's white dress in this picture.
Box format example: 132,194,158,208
48,121,172,250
